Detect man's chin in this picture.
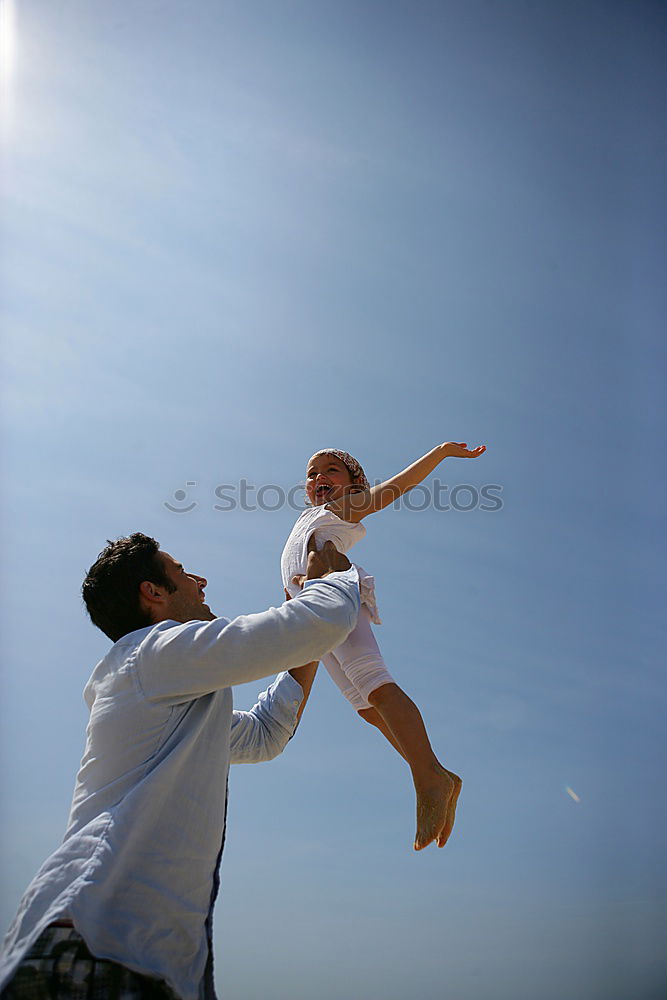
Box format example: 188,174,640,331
195,604,216,621
182,605,216,623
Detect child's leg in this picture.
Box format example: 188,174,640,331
357,706,407,760
322,654,409,757
320,651,407,757
367,682,462,851
331,608,462,851
320,652,370,712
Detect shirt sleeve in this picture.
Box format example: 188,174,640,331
229,671,303,764
134,568,360,704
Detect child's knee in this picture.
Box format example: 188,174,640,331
367,681,401,708
343,656,395,702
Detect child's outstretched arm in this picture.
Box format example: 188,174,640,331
327,441,486,523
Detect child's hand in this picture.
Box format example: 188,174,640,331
442,442,486,459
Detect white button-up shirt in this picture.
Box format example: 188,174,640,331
0,570,360,1000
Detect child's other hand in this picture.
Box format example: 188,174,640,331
442,442,486,459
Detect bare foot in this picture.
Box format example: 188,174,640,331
413,765,462,851
436,769,462,848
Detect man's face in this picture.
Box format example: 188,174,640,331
157,551,216,623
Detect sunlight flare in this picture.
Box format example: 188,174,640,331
0,0,16,132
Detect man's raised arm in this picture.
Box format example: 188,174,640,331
136,543,358,704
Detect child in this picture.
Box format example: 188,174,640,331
281,440,486,851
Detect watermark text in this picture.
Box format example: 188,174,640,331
163,480,504,513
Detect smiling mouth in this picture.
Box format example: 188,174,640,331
315,485,333,502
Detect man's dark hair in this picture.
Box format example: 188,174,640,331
82,532,176,642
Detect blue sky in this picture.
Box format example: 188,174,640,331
1,1,665,998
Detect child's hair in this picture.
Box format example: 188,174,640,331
308,449,370,490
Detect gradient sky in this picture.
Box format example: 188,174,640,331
1,2,665,998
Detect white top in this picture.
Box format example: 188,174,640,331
0,570,360,1000
281,506,381,624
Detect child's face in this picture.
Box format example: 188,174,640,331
305,453,354,505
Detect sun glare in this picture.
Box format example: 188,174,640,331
0,0,16,132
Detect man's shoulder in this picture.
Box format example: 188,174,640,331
131,618,233,665
83,625,165,706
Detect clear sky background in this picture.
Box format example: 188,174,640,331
1,1,665,998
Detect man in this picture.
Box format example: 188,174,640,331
0,532,358,1000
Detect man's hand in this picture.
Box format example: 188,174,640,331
285,539,351,721
441,441,486,459
291,537,351,591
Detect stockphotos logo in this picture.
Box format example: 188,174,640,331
163,480,504,514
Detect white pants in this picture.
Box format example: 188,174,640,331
322,605,395,711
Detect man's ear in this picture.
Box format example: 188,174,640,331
139,580,167,608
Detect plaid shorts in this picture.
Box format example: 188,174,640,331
1,924,179,1000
